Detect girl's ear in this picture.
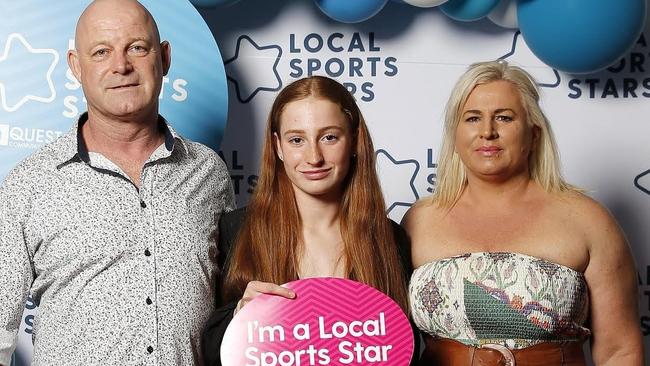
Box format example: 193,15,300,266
274,132,284,162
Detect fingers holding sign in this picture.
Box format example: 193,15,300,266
236,281,297,314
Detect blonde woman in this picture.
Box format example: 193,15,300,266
404,61,643,365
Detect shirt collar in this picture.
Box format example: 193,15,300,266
56,112,188,169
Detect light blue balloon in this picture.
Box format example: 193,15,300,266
189,0,240,8
518,0,646,74
315,0,389,23
440,0,500,21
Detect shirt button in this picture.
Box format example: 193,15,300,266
144,249,151,256
140,200,147,208
147,346,154,354
146,297,152,305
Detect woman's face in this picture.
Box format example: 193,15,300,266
454,80,538,182
275,97,354,200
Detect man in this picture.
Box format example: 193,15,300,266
0,0,235,364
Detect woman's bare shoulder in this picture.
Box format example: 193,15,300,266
553,190,614,222
401,198,446,227
401,198,452,266
551,190,622,245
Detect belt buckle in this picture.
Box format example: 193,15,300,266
481,343,515,366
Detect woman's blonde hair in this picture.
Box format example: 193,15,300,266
223,76,409,312
433,60,575,207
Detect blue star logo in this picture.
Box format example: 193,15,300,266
634,169,650,196
499,31,560,88
376,149,420,220
0,33,58,112
225,35,282,103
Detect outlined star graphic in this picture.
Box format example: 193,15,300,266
634,169,650,195
224,35,282,103
0,33,58,112
499,31,561,88
376,149,420,218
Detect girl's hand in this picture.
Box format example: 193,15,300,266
235,281,296,314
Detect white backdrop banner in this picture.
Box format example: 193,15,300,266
1,0,649,364
202,0,650,363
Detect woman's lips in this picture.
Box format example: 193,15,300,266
301,168,331,180
476,146,502,156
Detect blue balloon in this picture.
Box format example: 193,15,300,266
315,0,389,23
518,0,646,74
440,0,500,21
189,0,240,8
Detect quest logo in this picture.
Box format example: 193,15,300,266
0,123,64,149
0,124,9,146
226,32,398,103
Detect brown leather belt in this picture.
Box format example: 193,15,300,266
420,336,586,366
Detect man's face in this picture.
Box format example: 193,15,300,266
68,1,170,121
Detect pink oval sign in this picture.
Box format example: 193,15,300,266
221,278,414,366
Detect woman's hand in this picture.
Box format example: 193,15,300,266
235,281,296,315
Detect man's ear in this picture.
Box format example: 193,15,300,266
67,49,82,84
160,41,171,76
274,132,283,162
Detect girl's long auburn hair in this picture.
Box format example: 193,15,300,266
222,76,409,312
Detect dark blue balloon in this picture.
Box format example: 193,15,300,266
189,0,240,8
440,0,500,21
518,0,646,74
315,0,389,23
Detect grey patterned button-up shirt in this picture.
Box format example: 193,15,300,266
0,114,235,366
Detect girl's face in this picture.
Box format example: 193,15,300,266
275,97,354,200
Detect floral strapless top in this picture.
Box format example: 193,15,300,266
409,252,591,349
